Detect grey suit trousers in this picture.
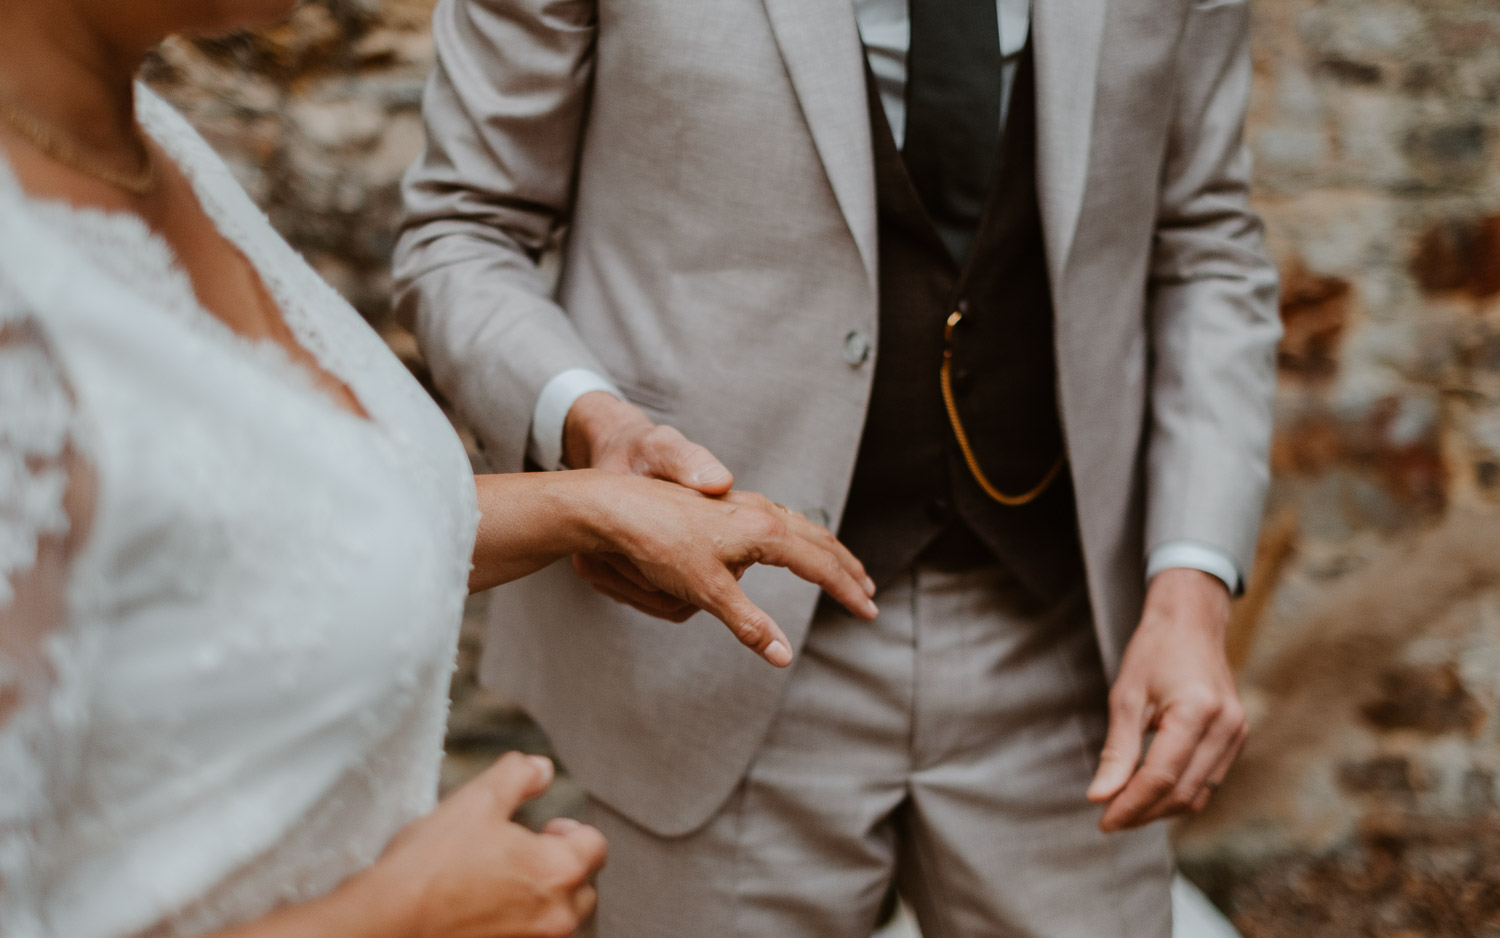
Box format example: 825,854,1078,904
584,565,1173,938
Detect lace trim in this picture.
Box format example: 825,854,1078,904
0,299,92,938
0,319,72,608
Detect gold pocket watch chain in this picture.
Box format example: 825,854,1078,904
939,308,1066,506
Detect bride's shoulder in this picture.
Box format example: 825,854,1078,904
133,84,257,205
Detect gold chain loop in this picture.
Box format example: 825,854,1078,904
940,309,1065,506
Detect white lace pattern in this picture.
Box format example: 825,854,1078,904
0,317,72,608
0,87,480,938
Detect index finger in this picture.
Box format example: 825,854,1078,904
554,821,609,876
695,568,794,667
1098,712,1208,832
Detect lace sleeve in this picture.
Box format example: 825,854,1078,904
0,302,93,938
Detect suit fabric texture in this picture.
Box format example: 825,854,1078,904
582,564,1175,938
395,0,1280,867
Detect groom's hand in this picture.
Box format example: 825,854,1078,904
1086,568,1247,832
563,391,734,621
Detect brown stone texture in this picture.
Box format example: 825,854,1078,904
143,0,1500,933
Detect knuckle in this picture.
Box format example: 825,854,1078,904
1221,702,1247,732
488,752,529,790
817,553,842,582
1098,744,1129,763
538,909,581,938
1108,691,1141,717
1175,695,1219,725
753,512,786,540
643,424,680,447
1167,786,1198,810
1140,766,1177,796
736,614,767,646
541,851,588,889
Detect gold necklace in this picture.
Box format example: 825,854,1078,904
0,97,157,195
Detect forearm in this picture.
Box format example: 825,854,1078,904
393,0,602,472
196,864,412,938
1145,0,1279,574
392,229,607,474
468,471,606,593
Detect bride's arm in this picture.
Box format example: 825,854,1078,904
192,753,607,938
465,470,879,668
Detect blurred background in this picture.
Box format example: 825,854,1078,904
143,1,1500,934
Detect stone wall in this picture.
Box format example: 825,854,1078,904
1177,3,1500,936
145,1,1500,934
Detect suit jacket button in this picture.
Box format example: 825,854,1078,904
843,330,872,366
801,507,832,528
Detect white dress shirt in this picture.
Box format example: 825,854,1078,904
528,0,1242,594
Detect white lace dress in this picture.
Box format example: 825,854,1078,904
0,87,480,938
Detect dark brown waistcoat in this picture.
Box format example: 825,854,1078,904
838,47,1085,604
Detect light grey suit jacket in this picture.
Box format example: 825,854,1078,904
394,0,1281,837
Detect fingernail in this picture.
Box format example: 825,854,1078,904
864,576,877,596
864,598,879,618
528,755,555,781
550,817,582,832
693,464,731,486
765,641,792,667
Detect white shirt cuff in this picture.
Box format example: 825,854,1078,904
527,368,622,471
1147,541,1241,595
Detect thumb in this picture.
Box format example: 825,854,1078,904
481,752,555,818
646,429,733,495
1088,693,1146,803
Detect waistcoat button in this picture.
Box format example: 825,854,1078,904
843,330,873,366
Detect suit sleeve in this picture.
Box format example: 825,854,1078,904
393,0,604,473
1144,0,1281,583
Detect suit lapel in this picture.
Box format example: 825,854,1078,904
760,0,878,291
1033,0,1108,287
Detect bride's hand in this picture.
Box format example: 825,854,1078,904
582,475,879,667
352,753,606,938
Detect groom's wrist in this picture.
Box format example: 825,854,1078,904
562,391,650,470
529,369,623,470
1142,568,1232,642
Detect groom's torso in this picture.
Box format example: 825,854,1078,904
488,0,1207,835
552,0,1196,635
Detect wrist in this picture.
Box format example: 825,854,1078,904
306,861,422,938
1144,568,1232,640
545,468,624,556
561,391,646,469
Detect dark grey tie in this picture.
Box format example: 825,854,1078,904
903,0,1005,264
